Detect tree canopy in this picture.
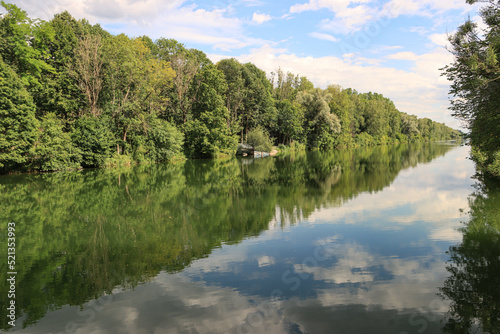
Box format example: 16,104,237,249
443,0,500,177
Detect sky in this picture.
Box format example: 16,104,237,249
4,0,486,129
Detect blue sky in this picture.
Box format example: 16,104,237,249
7,0,485,128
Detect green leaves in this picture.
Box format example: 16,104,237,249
0,57,38,170
28,113,80,171
445,1,500,177
0,1,56,88
246,126,273,152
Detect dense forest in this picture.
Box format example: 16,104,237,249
0,2,462,173
444,0,500,177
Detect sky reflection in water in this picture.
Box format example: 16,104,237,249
6,144,479,334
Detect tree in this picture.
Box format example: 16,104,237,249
28,113,80,171
101,35,175,155
69,33,104,117
275,99,304,144
296,88,341,148
35,11,87,119
246,126,273,152
146,118,184,162
241,63,276,138
443,0,500,176
71,115,115,167
156,38,211,125
217,58,245,135
0,1,55,88
183,65,237,158
0,57,38,172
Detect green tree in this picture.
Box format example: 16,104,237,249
35,11,87,119
246,126,273,152
0,57,38,172
101,35,175,155
28,113,80,171
275,99,304,144
0,1,55,88
146,118,184,162
296,88,341,149
443,0,500,176
184,65,237,158
217,58,245,136
71,115,115,167
156,38,211,125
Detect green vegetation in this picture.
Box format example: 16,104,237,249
440,175,500,333
0,142,455,330
443,0,500,177
0,3,461,173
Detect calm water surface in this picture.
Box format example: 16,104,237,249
1,143,499,333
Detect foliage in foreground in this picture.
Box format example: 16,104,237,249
443,0,500,177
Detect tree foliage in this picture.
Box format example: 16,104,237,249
0,56,38,171
443,0,500,176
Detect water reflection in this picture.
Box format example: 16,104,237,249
0,143,477,333
440,175,500,334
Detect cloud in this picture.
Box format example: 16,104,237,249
252,12,272,24
319,5,374,33
290,0,371,14
309,32,339,42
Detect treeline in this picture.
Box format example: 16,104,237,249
444,0,500,178
0,3,462,173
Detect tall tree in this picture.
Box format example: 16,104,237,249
70,33,104,117
156,38,211,125
0,56,38,172
184,64,237,158
443,0,500,175
297,88,341,148
0,1,55,88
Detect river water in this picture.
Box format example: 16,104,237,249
2,142,497,334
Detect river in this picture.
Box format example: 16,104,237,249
1,142,498,333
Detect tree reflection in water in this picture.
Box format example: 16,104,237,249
440,175,500,334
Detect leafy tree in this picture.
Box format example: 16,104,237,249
101,35,175,154
35,11,86,119
156,38,211,125
246,126,273,152
241,63,276,138
0,57,38,172
217,58,245,135
0,1,55,88
296,88,341,148
28,113,80,171
146,118,184,162
184,65,237,158
443,0,500,176
275,99,304,144
71,115,115,167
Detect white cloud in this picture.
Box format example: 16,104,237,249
309,32,339,42
428,32,451,48
290,0,371,14
252,12,272,24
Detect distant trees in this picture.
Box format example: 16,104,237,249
444,0,500,177
0,2,462,173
